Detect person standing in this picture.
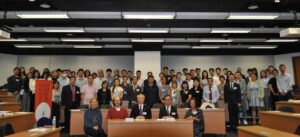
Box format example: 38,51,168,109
247,73,264,125
203,78,220,107
268,70,279,110
277,64,293,101
224,74,241,129
189,79,203,108
82,75,97,106
260,70,271,110
61,76,81,133
235,72,248,125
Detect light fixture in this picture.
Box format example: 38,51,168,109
127,28,169,33
248,5,259,10
15,45,44,48
227,13,279,20
122,12,175,19
192,46,220,49
211,28,252,33
16,12,69,19
61,38,95,42
162,45,191,49
265,39,298,42
73,45,102,48
200,39,233,42
0,38,27,41
248,46,277,49
43,27,85,33
40,3,51,9
104,45,132,48
131,38,165,42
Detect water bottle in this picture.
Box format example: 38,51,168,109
52,116,56,129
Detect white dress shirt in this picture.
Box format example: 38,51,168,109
203,85,220,103
277,73,292,93
93,77,107,90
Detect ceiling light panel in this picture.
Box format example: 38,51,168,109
211,28,252,33
131,38,165,42
85,27,127,33
96,38,130,42
61,38,95,42
165,38,199,42
227,12,279,20
68,12,121,19
169,28,211,33
16,11,69,19
127,28,169,33
176,12,229,19
43,27,85,33
122,12,175,19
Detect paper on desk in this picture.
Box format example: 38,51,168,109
291,113,300,116
28,128,48,132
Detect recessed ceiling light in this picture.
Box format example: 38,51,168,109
0,38,27,42
266,39,298,42
16,12,69,19
248,46,277,49
40,3,51,9
248,5,259,10
227,13,279,20
131,38,164,42
123,12,175,19
127,28,169,33
61,38,95,42
43,27,85,33
15,45,44,48
211,28,252,33
192,46,220,49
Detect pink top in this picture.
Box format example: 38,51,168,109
82,84,97,104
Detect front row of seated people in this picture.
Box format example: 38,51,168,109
84,93,204,137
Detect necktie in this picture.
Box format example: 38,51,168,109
71,85,75,101
230,82,233,89
209,86,212,101
167,106,170,116
139,105,143,116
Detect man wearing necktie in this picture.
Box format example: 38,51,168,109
224,74,241,130
130,93,152,119
203,78,220,107
61,76,81,133
129,77,143,106
159,95,178,119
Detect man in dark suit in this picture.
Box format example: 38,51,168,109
61,76,81,132
130,93,152,119
159,95,178,119
130,77,143,105
224,74,241,130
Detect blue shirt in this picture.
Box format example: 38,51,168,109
84,108,102,129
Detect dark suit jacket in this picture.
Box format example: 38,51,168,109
61,84,81,109
129,85,143,102
159,105,178,119
224,82,241,104
130,104,152,119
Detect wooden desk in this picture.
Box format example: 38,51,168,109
108,119,193,137
0,90,9,96
70,108,226,135
0,102,20,112
260,111,300,134
238,126,299,137
276,101,300,113
6,128,61,137
0,112,35,132
0,95,16,102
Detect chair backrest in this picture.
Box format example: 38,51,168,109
295,124,300,135
2,123,14,136
36,117,52,127
278,106,295,113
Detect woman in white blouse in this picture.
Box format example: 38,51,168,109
110,78,124,100
259,70,271,111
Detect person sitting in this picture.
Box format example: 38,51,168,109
130,93,152,119
107,96,128,119
159,95,178,119
184,98,204,137
84,98,105,137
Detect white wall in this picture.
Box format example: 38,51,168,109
17,55,134,73
161,55,274,75
0,53,18,85
134,51,161,80
274,52,300,85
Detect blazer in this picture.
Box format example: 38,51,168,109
129,85,143,102
130,104,152,119
61,84,81,109
159,105,178,119
224,82,241,104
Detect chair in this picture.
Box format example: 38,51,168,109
278,106,295,113
295,124,300,135
1,123,14,136
36,117,52,127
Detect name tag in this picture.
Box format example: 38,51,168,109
196,91,200,93
233,87,237,90
185,91,188,94
16,79,19,82
136,89,140,92
116,108,121,111
124,91,127,94
76,91,80,94
162,90,165,92
143,112,147,115
172,112,176,115
192,111,197,115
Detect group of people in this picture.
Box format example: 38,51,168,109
1,64,293,137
